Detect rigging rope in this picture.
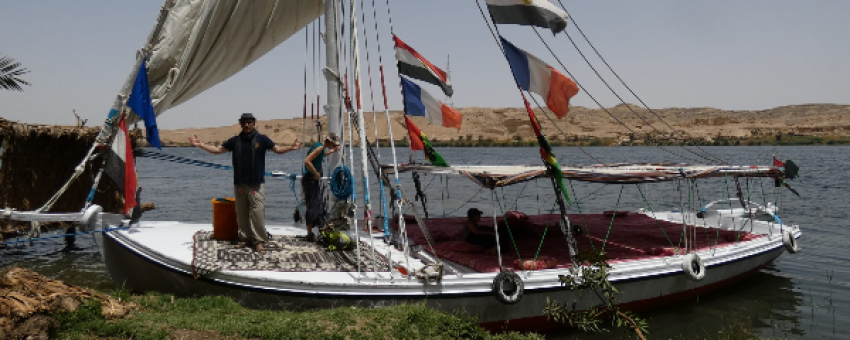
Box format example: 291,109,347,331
599,185,625,253
288,174,306,215
302,19,310,154
555,0,729,165
557,28,723,164
527,27,705,164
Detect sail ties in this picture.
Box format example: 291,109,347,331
166,68,179,89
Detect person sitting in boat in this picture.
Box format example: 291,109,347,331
463,208,508,250
302,133,341,242
188,113,303,254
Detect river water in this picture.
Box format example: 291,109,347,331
1,145,846,339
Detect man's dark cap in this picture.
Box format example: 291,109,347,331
467,208,484,218
239,113,257,122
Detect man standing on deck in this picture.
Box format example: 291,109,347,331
189,113,303,254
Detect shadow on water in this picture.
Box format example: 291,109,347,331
547,266,804,339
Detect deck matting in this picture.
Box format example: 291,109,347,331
191,231,389,277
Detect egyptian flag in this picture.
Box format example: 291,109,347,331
501,36,579,118
521,90,570,204
105,115,138,214
401,76,463,130
486,0,570,34
404,116,450,167
127,60,161,149
394,35,453,97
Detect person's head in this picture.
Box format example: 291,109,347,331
239,113,257,133
323,133,341,149
467,208,484,222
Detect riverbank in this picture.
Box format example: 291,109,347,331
156,104,850,148
1,267,540,340
2,267,792,340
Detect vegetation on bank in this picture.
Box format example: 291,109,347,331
52,293,541,340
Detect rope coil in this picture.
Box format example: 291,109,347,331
331,165,354,200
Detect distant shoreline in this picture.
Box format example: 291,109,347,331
156,104,850,148
158,134,850,148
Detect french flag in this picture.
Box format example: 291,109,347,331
500,36,579,119
394,35,453,97
401,76,462,130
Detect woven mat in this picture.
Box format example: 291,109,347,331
191,231,389,277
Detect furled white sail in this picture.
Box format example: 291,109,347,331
134,0,322,120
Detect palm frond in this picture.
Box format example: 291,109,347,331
0,55,31,92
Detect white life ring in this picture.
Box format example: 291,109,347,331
80,205,103,232
492,271,524,304
782,231,799,253
682,253,706,282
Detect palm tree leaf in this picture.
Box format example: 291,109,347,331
0,54,31,91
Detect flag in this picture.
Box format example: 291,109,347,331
394,35,453,97
127,60,161,149
404,116,450,167
105,115,138,214
773,156,785,168
401,76,463,130
521,91,570,204
486,0,570,34
501,36,579,118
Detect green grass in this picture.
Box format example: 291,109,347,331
52,293,542,340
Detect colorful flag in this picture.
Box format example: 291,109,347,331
404,116,450,167
127,60,161,149
394,35,453,97
773,156,785,168
105,114,138,214
486,0,570,34
521,91,570,204
501,36,578,119
401,76,463,130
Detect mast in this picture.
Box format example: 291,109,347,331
324,0,343,173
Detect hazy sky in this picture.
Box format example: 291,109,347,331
2,0,848,130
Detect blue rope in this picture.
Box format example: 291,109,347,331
331,165,354,201
0,227,131,246
143,151,274,177
288,174,306,215
380,178,389,237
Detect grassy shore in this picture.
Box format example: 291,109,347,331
52,292,541,340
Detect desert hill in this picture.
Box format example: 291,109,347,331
158,104,850,146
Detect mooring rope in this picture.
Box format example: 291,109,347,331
1,226,131,246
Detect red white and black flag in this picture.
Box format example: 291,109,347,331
105,114,138,214
486,0,570,34
394,35,453,97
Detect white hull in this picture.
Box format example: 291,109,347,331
99,212,799,330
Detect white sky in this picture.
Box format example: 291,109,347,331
1,0,848,129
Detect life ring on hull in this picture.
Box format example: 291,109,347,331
782,231,799,253
492,271,524,304
681,253,706,282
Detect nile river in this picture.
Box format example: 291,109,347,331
2,145,847,339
